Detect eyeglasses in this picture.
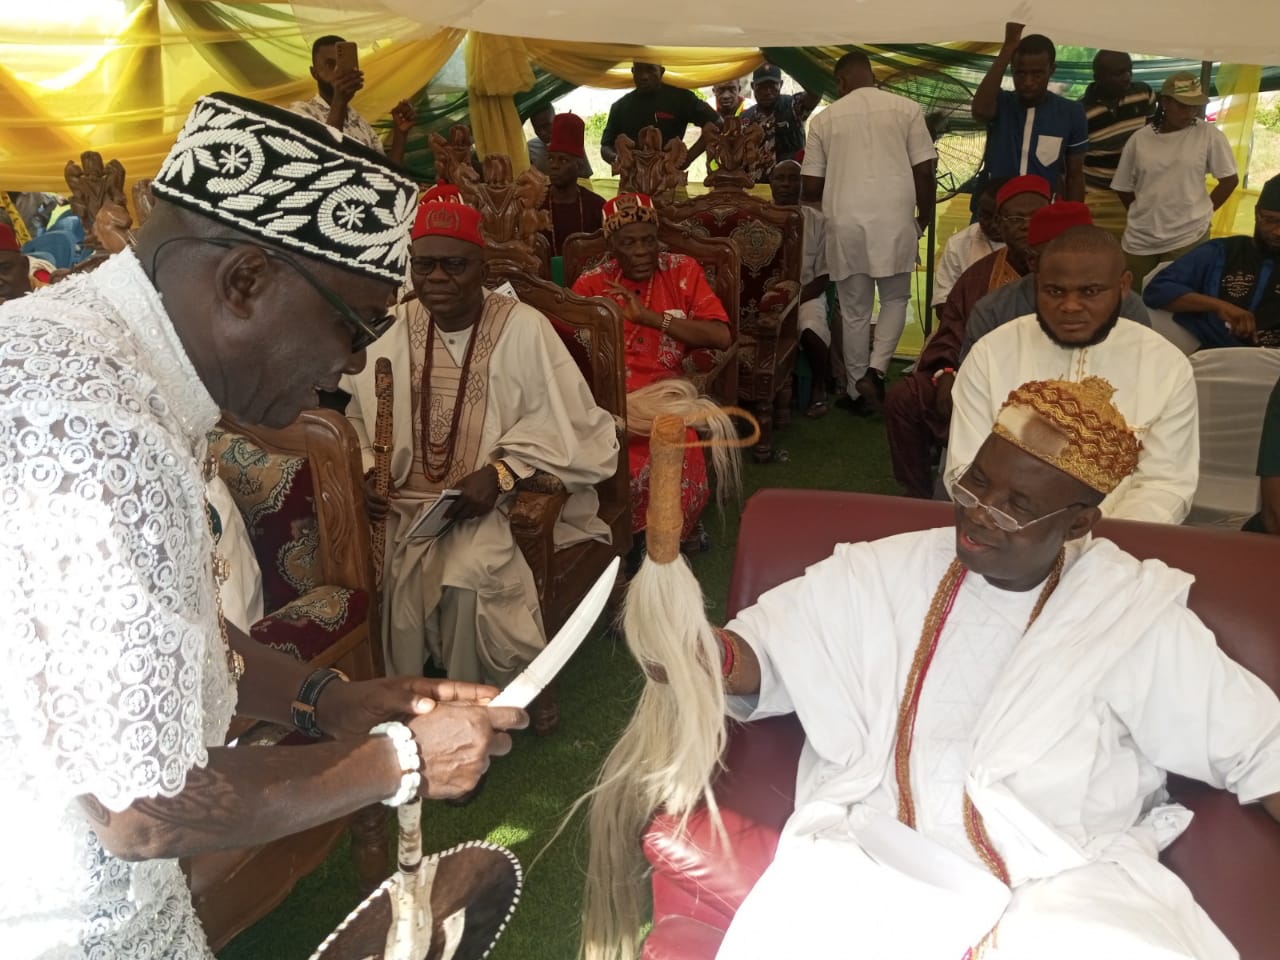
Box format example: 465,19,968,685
410,256,480,277
948,465,1081,533
151,236,394,351
999,214,1033,226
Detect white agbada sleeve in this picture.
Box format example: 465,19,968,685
943,335,998,493
1101,610,1280,803
487,304,619,491
1103,356,1198,524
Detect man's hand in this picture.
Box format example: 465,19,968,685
409,702,529,799
333,69,365,106
447,465,502,521
1003,21,1025,49
391,99,417,136
605,280,664,329
1216,301,1258,343
934,371,956,419
316,676,502,740
364,473,390,521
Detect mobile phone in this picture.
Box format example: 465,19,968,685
334,41,359,76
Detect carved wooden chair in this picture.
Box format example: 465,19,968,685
561,221,741,406
501,275,632,633
665,118,802,461
186,408,388,951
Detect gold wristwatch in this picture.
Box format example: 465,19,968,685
492,459,517,493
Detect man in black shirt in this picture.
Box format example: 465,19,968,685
600,62,721,170
741,64,821,183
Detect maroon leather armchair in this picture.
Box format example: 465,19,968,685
642,489,1280,960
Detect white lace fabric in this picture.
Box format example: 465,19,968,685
0,250,234,958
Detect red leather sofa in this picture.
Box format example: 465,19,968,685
642,489,1280,960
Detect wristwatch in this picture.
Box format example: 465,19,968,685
492,459,517,493
291,667,350,738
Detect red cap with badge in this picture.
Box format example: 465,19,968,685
411,186,484,246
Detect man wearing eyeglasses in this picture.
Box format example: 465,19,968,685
0,94,533,958
884,174,1049,498
342,187,618,736
687,376,1280,960
946,224,1198,524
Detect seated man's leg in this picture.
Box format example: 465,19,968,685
991,860,1234,959
798,298,831,415
884,372,943,498
431,514,547,688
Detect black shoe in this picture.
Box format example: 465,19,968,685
855,370,886,414
835,394,872,417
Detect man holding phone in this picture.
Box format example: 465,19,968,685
291,34,417,168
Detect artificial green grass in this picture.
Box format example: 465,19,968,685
218,377,901,960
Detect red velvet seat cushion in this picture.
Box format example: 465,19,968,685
208,428,325,612
249,585,368,661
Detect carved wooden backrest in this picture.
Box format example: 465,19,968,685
703,116,765,190
503,274,628,512
216,408,379,660
428,124,480,189
64,150,133,254
431,145,553,280
614,125,687,203
666,192,802,334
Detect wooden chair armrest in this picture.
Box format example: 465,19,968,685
509,473,571,600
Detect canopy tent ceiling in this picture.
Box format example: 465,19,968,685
375,0,1280,64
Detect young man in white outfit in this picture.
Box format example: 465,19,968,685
801,51,936,414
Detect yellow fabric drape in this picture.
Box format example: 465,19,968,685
523,41,762,88
1210,63,1261,237
0,13,462,192
466,33,536,173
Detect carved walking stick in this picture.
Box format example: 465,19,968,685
371,357,395,589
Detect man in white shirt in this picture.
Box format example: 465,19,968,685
289,34,416,167
947,225,1199,524
931,179,1005,315
801,51,937,413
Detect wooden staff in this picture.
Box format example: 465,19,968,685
371,357,394,589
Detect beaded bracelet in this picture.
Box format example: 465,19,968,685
370,721,422,807
716,627,735,679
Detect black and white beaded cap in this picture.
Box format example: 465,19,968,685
152,91,416,284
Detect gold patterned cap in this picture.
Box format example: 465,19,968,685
602,192,659,236
993,377,1141,494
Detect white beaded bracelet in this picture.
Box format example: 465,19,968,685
370,721,422,807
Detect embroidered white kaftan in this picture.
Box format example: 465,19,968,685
0,251,234,958
946,315,1200,524
343,290,618,683
718,527,1280,960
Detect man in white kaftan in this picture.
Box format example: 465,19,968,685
800,50,935,408
946,225,1198,524
714,377,1280,960
344,192,618,686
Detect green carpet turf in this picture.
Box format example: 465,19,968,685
218,374,903,960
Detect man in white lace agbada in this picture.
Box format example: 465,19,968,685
0,93,527,959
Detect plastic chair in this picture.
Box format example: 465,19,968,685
1186,348,1280,528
